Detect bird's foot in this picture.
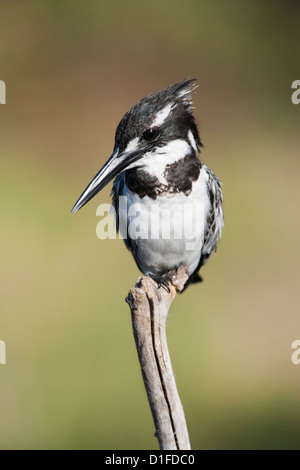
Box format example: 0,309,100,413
148,273,171,293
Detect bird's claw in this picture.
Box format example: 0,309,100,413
148,274,171,293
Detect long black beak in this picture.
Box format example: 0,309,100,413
71,146,142,213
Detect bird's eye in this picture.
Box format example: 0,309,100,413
143,127,160,142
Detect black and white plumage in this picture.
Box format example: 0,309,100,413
72,79,223,289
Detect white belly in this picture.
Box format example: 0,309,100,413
118,170,211,277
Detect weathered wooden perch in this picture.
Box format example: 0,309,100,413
125,265,191,450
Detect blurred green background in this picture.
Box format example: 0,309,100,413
0,0,299,450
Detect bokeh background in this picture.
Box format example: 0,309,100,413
0,0,299,450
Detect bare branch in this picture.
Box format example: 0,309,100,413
126,265,191,450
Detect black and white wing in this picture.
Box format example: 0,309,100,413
200,165,224,267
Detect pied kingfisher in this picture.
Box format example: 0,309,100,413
72,79,223,290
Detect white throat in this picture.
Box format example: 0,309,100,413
136,138,197,182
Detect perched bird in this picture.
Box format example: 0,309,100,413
72,79,223,290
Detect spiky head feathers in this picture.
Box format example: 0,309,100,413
114,79,202,153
